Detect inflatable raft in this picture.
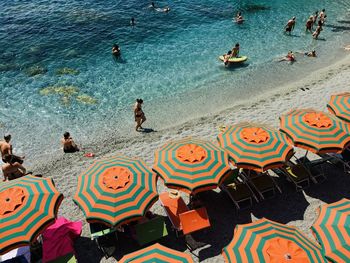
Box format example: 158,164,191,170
219,55,248,63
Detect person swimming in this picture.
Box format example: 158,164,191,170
285,17,296,34
304,50,317,57
112,44,121,56
235,12,244,24
149,2,156,8
130,17,135,26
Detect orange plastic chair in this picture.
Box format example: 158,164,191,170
159,192,210,235
179,207,210,235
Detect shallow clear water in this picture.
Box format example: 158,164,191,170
1,0,350,160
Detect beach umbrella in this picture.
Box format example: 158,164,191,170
0,176,63,255
73,155,158,227
280,109,350,154
217,123,294,172
153,138,231,194
222,218,326,263
119,243,194,263
327,92,350,123
311,198,350,262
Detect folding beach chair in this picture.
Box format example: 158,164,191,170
241,170,281,200
273,162,311,191
89,223,118,259
159,192,211,237
220,169,258,209
297,156,327,183
134,216,168,246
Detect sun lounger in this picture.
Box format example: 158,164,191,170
220,169,258,209
89,223,117,259
318,152,350,174
273,163,310,191
241,170,281,200
297,156,327,183
134,216,168,246
159,192,210,237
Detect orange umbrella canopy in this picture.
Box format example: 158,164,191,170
0,176,63,255
74,155,158,227
153,138,231,194
327,92,350,123
119,243,194,263
217,123,294,172
311,199,350,262
222,218,326,263
280,109,350,154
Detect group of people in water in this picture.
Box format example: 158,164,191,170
285,9,326,39
225,8,327,65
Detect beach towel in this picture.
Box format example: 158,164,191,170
42,217,82,263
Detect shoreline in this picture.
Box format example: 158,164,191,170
27,50,350,262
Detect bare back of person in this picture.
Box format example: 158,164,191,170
0,141,12,160
2,162,25,181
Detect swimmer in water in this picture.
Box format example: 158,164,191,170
235,12,244,24
285,17,296,35
296,50,317,57
278,51,295,62
305,16,313,33
112,44,121,56
130,17,135,26
149,2,156,8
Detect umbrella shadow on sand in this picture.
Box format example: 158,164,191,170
74,236,105,263
303,163,350,204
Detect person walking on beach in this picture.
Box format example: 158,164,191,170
61,132,80,153
305,16,314,33
0,134,24,164
285,17,296,35
312,21,323,39
2,154,28,181
134,98,146,131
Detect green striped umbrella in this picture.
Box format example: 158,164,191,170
119,243,194,263
280,109,350,154
311,199,350,262
222,218,326,263
153,138,231,194
327,92,350,123
0,176,63,255
73,155,158,227
217,123,294,172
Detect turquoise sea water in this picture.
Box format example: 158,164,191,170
1,0,350,160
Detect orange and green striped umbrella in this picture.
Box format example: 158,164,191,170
217,123,294,172
153,138,231,194
280,109,350,154
311,199,350,262
0,176,63,255
327,92,350,123
73,155,158,227
222,218,326,263
119,243,194,263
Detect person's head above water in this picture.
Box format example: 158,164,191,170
63,132,70,139
113,44,119,49
292,17,296,20
151,2,155,7
235,43,240,48
4,134,11,142
322,9,325,12
238,12,241,16
136,98,144,104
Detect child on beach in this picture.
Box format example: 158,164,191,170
134,99,146,131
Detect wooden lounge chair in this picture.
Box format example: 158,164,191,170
134,216,168,246
159,192,211,237
89,223,117,259
241,170,281,200
220,169,258,209
297,156,327,183
273,162,311,191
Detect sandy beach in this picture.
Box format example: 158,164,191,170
29,51,350,262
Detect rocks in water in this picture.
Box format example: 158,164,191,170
0,63,19,72
56,67,80,75
25,65,47,76
40,85,97,106
76,94,98,105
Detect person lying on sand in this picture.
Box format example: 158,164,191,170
296,50,317,57
61,132,80,153
278,51,295,62
343,45,350,51
2,154,30,181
